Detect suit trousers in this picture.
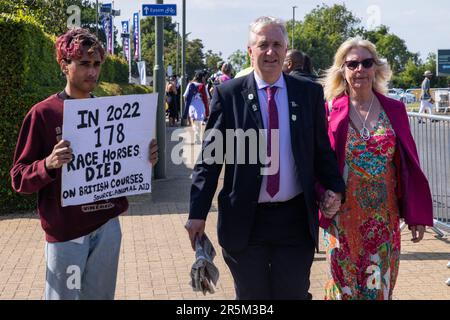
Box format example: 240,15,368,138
222,193,315,300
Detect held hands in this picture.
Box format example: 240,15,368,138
410,225,425,243
320,190,342,219
149,139,159,166
185,219,206,250
45,140,73,170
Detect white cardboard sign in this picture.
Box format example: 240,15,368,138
61,93,157,207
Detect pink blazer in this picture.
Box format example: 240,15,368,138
319,91,434,229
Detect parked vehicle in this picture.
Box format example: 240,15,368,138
406,88,420,102
390,88,416,104
388,89,403,102
395,88,416,103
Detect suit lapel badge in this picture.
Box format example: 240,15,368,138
252,104,258,112
291,101,299,108
291,114,297,122
248,93,254,101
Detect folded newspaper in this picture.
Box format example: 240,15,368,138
190,234,219,295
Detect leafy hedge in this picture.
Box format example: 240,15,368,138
94,82,153,97
100,54,129,84
0,13,64,213
0,13,150,214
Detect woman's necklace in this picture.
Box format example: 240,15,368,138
352,95,375,141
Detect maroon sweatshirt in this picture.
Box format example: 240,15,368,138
10,93,128,242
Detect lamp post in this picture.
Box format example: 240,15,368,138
292,5,297,49
96,0,99,37
181,0,187,126
176,22,180,76
154,0,166,178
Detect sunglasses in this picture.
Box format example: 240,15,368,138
343,58,375,70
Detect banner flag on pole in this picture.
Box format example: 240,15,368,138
121,20,130,61
101,3,113,54
101,14,110,53
133,12,140,61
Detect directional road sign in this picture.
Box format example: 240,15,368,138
142,4,177,17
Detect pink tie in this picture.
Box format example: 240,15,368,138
265,86,280,198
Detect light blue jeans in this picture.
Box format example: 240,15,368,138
44,217,122,300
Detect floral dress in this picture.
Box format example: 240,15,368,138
324,110,401,300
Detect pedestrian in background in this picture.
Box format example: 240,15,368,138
302,54,318,82
282,50,317,82
218,62,233,84
419,70,434,121
183,70,209,143
166,76,179,127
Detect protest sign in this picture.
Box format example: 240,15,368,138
61,94,157,207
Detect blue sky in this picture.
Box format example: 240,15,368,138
106,0,450,62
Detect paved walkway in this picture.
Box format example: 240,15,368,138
1,126,449,300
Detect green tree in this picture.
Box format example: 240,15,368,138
185,38,206,79
139,16,209,80
228,49,247,74
140,16,178,76
392,58,424,88
0,0,120,53
290,4,361,72
204,50,223,73
393,54,449,89
364,25,418,74
163,24,180,76
2,0,96,35
140,16,211,79
289,4,426,79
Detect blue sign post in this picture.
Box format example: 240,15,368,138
437,49,450,77
142,4,177,17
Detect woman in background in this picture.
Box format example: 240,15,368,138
183,71,209,143
165,76,178,126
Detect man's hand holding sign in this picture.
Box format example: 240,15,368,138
45,139,73,170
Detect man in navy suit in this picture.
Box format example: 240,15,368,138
185,16,345,300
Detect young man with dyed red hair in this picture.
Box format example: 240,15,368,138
10,28,158,300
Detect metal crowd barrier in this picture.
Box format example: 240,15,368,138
407,112,450,236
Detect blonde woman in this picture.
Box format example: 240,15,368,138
320,37,433,300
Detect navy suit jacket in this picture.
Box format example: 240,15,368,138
189,72,345,252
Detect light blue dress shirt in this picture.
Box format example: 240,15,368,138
253,72,303,203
